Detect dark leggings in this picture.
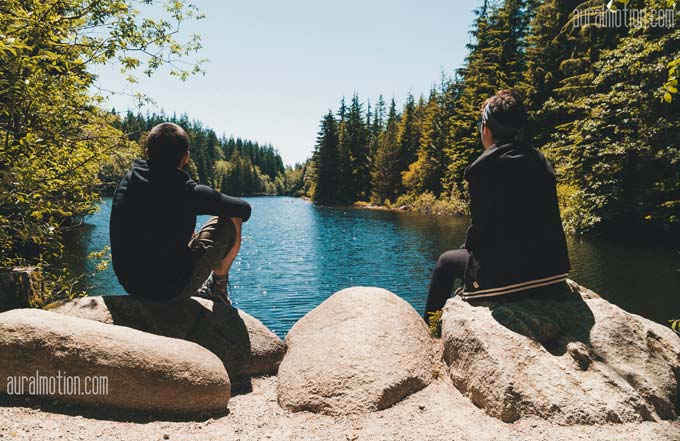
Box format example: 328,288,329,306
424,248,469,319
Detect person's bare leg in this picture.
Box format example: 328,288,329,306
213,217,242,277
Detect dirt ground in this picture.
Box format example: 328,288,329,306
1,373,678,441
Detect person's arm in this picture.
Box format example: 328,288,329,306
191,183,252,221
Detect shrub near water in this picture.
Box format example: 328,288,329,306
395,192,468,217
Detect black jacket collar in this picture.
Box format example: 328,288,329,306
464,142,547,182
131,159,191,185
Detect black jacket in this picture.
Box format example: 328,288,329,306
110,159,251,300
461,142,570,299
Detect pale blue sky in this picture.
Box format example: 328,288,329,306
94,0,480,165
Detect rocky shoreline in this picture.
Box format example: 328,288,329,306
1,281,679,440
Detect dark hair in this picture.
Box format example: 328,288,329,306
480,90,528,141
146,123,190,167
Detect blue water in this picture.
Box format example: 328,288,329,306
63,196,680,337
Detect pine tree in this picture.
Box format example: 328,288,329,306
365,99,374,185
396,93,420,194
336,97,352,202
522,0,584,111
490,0,533,88
444,0,531,196
371,99,401,203
313,111,341,204
523,1,624,153
403,89,449,195
370,95,386,160
344,94,371,201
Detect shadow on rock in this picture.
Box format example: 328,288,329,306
471,282,595,357
48,295,286,388
0,394,230,423
442,280,680,424
104,297,251,381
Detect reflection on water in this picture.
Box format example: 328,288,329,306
63,196,680,337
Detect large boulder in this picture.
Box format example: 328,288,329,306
46,295,285,380
442,280,680,425
0,309,230,414
277,287,434,415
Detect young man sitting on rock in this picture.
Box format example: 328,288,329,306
110,122,251,304
424,90,570,319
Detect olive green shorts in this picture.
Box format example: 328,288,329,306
176,216,236,300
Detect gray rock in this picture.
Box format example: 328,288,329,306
0,309,230,414
47,295,285,380
277,287,434,415
442,280,680,424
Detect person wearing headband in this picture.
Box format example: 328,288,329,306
424,90,570,319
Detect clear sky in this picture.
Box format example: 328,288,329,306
93,0,480,165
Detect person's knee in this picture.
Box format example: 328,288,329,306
212,216,237,240
191,217,237,257
435,250,457,272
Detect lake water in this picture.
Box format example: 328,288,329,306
63,196,680,337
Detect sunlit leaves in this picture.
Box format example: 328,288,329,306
669,319,680,335
427,310,443,338
663,58,679,103
606,0,631,11
532,0,680,232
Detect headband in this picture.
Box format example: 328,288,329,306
481,103,522,140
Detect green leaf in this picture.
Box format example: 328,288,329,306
670,319,680,335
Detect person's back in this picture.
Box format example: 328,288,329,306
425,90,569,316
462,140,570,299
110,123,251,301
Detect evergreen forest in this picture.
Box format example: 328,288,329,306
302,0,680,237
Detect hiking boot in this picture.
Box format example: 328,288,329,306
196,274,231,305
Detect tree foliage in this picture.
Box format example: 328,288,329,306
115,111,287,196
543,0,680,231
312,111,340,204
0,0,204,291
371,99,401,203
303,0,679,239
